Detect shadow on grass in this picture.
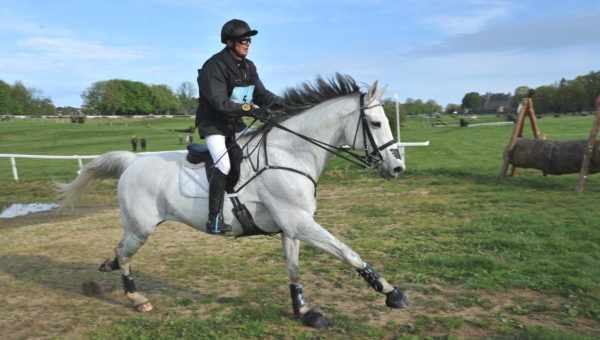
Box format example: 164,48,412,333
0,254,203,308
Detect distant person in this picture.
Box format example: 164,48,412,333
195,19,285,234
185,135,190,145
179,135,183,145
189,135,193,144
131,136,138,151
141,137,147,150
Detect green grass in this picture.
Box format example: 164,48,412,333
0,117,197,181
1,115,599,339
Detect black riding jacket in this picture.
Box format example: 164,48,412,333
195,48,280,137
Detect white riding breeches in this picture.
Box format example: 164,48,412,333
205,134,231,175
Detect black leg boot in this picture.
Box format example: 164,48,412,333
206,168,232,234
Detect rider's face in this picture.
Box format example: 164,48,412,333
231,37,251,58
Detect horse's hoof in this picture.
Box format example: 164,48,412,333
385,288,410,309
99,258,119,272
302,309,331,329
99,259,112,272
135,301,154,312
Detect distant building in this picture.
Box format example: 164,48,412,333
476,92,514,114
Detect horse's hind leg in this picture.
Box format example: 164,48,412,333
100,230,154,312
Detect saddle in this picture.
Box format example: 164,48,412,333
186,143,242,193
185,143,276,238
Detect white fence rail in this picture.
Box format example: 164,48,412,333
0,151,185,181
1,142,428,182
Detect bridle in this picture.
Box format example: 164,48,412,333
351,93,399,168
232,92,400,195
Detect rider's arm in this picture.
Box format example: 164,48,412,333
200,61,245,118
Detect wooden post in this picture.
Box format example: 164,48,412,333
575,96,600,192
498,98,541,178
10,157,19,182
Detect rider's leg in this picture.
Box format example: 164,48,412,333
205,134,232,234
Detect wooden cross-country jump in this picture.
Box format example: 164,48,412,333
498,96,600,192
575,95,600,192
498,98,541,178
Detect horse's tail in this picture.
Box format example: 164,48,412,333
55,151,138,210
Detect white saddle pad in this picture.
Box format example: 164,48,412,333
179,159,240,198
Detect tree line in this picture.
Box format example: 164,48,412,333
0,80,56,115
3,70,598,117
81,79,197,115
460,70,600,114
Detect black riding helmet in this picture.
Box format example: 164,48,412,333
221,19,258,44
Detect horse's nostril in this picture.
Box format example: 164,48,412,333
394,166,404,173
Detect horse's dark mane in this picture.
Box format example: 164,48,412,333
282,73,360,115
245,73,360,136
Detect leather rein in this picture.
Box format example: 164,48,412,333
233,93,399,195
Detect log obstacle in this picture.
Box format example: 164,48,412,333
498,96,600,192
510,138,600,175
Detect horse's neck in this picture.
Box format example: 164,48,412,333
267,96,358,176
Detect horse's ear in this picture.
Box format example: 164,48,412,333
368,80,379,100
376,84,388,101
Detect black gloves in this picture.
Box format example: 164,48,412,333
249,107,272,121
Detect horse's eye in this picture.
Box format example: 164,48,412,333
371,121,381,128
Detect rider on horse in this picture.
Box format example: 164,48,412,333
196,19,285,234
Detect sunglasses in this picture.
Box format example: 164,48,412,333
235,37,252,45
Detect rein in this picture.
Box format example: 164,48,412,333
233,92,398,195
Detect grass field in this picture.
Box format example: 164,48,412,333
0,115,599,339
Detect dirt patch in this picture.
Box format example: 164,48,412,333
409,189,430,196
1,202,598,339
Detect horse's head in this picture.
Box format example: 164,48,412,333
344,81,405,179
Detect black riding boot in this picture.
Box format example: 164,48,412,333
206,168,232,234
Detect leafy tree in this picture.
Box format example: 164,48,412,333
177,81,197,114
580,71,600,111
0,80,10,114
557,79,587,113
511,86,531,107
82,79,179,115
150,84,178,114
425,99,442,113
382,98,406,137
461,92,482,112
399,98,441,115
533,86,558,113
10,81,33,115
36,97,56,115
81,81,109,114
444,103,461,114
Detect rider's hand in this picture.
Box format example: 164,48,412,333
250,107,271,121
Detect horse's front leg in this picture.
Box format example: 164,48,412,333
282,233,331,328
277,210,410,311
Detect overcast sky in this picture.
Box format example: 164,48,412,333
1,0,599,108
